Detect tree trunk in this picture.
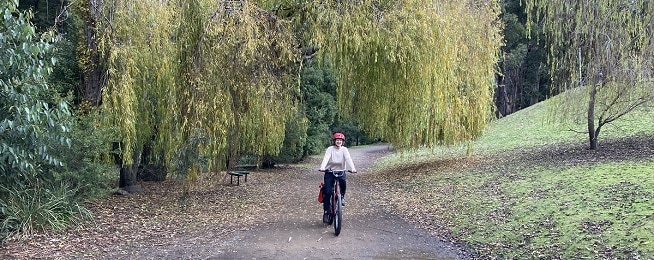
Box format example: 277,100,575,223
119,166,137,188
82,0,104,106
494,74,509,117
119,146,142,188
530,80,540,105
588,84,598,150
227,83,242,170
139,142,167,181
227,125,240,169
529,63,543,106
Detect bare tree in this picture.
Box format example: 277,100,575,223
527,0,654,150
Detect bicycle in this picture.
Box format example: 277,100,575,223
320,169,349,236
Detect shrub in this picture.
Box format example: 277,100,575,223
263,113,308,166
42,107,119,200
305,123,331,156
0,1,72,184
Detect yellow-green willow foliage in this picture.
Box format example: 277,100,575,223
99,0,298,173
100,0,180,166
306,0,503,148
525,0,654,149
181,0,299,168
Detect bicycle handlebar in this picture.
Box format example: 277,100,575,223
319,169,356,173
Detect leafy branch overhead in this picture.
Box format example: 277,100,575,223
306,1,503,148
97,0,299,174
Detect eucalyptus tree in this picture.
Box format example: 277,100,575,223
74,0,105,106
0,0,72,186
526,0,654,150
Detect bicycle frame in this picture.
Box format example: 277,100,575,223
326,170,345,236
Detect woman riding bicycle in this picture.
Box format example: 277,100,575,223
319,132,357,223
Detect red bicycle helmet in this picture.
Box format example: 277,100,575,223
333,132,345,140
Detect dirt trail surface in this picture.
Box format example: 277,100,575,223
1,144,472,259
202,144,470,260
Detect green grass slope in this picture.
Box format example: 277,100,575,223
372,100,654,259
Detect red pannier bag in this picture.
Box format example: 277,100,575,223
318,182,324,203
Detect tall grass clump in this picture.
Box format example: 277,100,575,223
0,182,92,241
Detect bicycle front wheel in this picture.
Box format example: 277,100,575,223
334,195,342,236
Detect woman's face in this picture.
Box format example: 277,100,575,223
334,138,344,147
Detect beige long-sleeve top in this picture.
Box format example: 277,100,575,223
319,146,356,172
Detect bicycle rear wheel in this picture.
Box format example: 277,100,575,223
334,195,342,236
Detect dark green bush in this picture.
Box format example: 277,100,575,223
305,123,331,156
263,112,308,166
0,108,117,242
42,107,119,201
0,2,106,242
301,64,338,156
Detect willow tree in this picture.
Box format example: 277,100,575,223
304,0,504,148
526,0,654,150
178,0,299,170
97,0,180,186
96,0,298,185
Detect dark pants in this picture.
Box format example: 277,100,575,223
323,171,347,212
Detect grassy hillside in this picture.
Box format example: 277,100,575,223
371,100,654,259
377,100,654,167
